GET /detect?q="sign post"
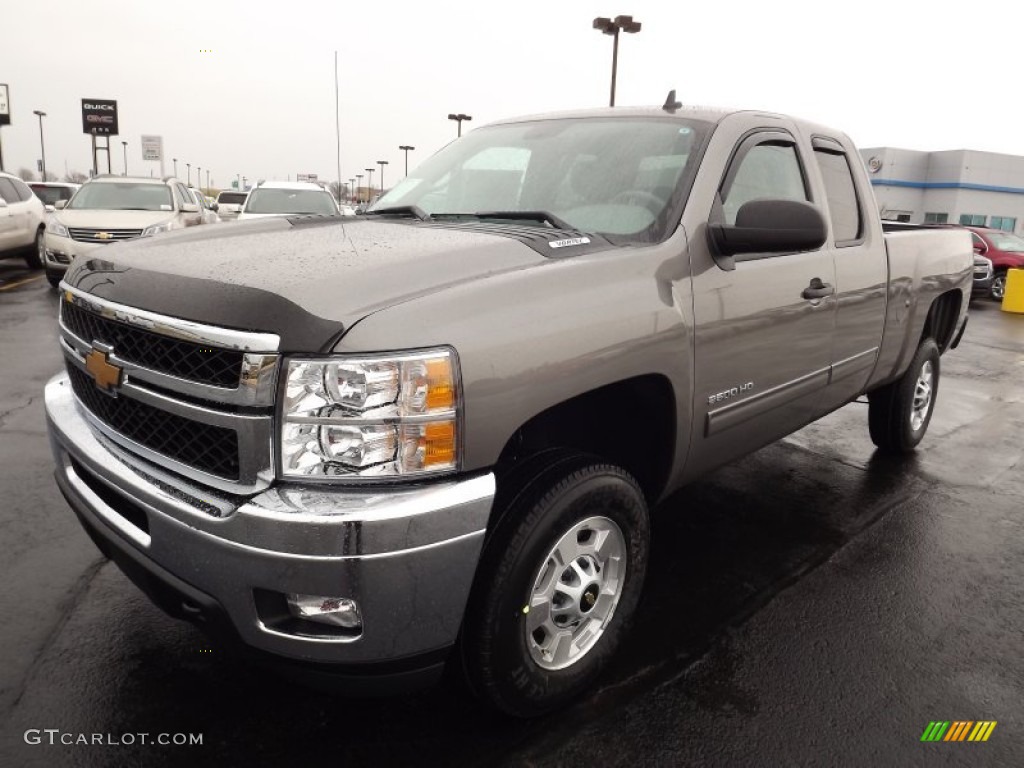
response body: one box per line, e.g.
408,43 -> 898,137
0,83 -> 10,172
82,98 -> 119,175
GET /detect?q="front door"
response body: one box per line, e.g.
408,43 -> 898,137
686,122 -> 836,477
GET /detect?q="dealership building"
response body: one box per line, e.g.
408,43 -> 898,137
858,147 -> 1024,234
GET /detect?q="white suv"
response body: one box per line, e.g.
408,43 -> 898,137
215,189 -> 248,219
43,175 -> 204,287
237,181 -> 340,220
0,172 -> 47,269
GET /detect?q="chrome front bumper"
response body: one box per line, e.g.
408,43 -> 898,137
45,372 -> 494,667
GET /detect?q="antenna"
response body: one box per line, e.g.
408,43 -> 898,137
662,89 -> 682,112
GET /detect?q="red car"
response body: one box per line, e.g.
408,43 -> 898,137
962,226 -> 1024,301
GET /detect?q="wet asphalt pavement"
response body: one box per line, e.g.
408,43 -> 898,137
1,260 -> 1022,767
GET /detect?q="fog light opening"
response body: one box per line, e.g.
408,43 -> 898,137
286,593 -> 363,630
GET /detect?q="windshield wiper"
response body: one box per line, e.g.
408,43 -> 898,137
469,210 -> 575,230
363,205 -> 430,221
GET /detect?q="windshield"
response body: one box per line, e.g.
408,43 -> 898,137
988,232 -> 1024,252
30,185 -> 75,205
217,192 -> 247,205
369,116 -> 711,241
243,188 -> 338,215
68,182 -> 173,211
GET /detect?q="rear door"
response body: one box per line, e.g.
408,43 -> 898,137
0,178 -> 23,252
808,135 -> 887,405
686,117 -> 837,477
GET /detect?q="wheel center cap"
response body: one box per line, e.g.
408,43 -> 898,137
580,584 -> 600,613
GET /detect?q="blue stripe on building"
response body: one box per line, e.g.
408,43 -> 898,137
870,179 -> 1024,195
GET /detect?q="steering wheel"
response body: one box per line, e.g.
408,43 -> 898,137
610,189 -> 666,213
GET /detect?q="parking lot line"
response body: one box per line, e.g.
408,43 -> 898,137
0,275 -> 44,292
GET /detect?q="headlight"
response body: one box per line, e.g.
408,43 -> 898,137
279,348 -> 460,479
47,219 -> 69,238
141,220 -> 175,237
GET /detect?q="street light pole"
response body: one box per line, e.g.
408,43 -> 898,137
32,110 -> 47,181
355,174 -> 363,203
206,169 -> 211,190
349,177 -> 355,203
121,141 -> 128,175
592,15 -> 642,107
399,145 -> 415,177
365,168 -> 375,202
197,166 -> 202,192
377,160 -> 388,196
447,113 -> 472,137
173,158 -> 178,178
186,163 -> 191,186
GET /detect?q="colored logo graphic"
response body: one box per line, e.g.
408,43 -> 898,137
921,721 -> 997,742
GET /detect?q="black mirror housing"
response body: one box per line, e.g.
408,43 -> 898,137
709,199 -> 828,258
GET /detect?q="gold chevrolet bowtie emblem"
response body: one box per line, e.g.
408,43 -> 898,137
95,231 -> 113,240
84,348 -> 122,392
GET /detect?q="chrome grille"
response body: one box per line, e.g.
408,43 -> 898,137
67,227 -> 144,243
66,363 -> 240,479
58,284 -> 280,493
61,300 -> 243,388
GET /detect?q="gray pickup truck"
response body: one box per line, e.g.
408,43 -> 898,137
45,103 -> 972,716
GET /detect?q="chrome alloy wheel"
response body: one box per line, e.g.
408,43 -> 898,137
526,515 -> 627,671
911,360 -> 934,431
991,274 -> 1006,301
37,231 -> 46,266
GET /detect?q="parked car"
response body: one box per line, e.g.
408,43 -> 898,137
237,180 -> 340,220
45,103 -> 971,716
960,226 -> 1024,300
215,190 -> 247,219
0,171 -> 47,269
29,181 -> 81,211
42,175 -> 204,287
189,188 -> 221,225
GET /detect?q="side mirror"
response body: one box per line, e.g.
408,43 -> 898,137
45,204 -> 55,213
212,202 -> 219,212
973,242 -> 987,255
54,199 -> 67,210
709,199 -> 828,270
181,203 -> 199,213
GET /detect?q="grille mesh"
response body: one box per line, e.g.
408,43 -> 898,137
67,363 -> 240,479
62,300 -> 243,388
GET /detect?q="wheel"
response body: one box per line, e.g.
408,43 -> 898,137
461,453 -> 649,717
24,228 -> 45,270
990,271 -> 1007,301
45,270 -> 62,289
609,189 -> 666,213
868,338 -> 940,453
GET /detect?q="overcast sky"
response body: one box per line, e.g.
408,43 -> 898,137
2,0 -> 1020,190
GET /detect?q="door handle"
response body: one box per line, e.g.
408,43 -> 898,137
802,278 -> 834,301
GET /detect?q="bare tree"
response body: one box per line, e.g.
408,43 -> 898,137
17,167 -> 37,182
328,180 -> 344,201
65,170 -> 88,184
42,170 -> 59,182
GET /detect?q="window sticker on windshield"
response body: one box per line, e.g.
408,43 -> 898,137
549,237 -> 591,249
160,204 -> 172,210
679,127 -> 692,135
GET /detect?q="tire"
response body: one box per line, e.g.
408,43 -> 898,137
45,270 -> 62,288
990,271 -> 1007,301
868,338 -> 940,453
24,228 -> 45,270
461,453 -> 649,717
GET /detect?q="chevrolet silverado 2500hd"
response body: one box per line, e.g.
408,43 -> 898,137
46,104 -> 972,716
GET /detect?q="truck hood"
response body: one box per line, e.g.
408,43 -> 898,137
63,217 -> 554,351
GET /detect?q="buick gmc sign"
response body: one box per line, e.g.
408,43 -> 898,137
81,99 -> 119,135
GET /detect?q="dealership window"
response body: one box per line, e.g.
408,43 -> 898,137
924,212 -> 948,224
959,213 -> 987,226
989,216 -> 1016,232
881,210 -> 911,222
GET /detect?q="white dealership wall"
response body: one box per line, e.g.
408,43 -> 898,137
859,148 -> 1024,233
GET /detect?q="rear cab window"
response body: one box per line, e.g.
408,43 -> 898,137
811,137 -> 863,246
